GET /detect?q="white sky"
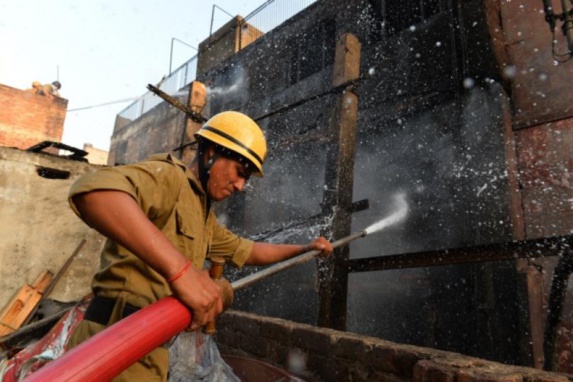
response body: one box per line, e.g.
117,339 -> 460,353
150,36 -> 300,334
0,1 -> 255,151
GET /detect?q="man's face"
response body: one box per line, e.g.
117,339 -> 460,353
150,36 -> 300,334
207,155 -> 251,201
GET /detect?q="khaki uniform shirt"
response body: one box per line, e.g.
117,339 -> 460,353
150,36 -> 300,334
68,153 -> 253,309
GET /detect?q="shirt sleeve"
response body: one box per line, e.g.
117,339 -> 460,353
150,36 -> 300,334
209,221 -> 254,269
68,160 -> 181,220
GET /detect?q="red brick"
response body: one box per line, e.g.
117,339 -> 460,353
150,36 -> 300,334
0,84 -> 67,150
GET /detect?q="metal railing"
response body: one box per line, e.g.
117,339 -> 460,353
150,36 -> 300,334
239,0 -> 317,41
117,0 -> 317,123
118,56 -> 198,122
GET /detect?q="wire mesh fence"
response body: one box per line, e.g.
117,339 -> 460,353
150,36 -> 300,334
241,0 -> 317,37
117,0 -> 317,122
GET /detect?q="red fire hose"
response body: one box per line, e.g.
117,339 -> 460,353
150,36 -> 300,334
23,297 -> 191,382
23,230 -> 371,381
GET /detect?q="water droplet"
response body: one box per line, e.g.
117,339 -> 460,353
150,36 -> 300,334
463,77 -> 475,88
503,65 -> 517,78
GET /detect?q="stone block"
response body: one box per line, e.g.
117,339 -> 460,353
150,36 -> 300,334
307,352 -> 349,382
331,333 -> 371,360
239,331 -> 270,358
292,326 -> 333,353
261,317 -> 293,344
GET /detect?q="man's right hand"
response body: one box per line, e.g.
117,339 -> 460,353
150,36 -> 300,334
72,191 -> 224,331
168,266 -> 224,331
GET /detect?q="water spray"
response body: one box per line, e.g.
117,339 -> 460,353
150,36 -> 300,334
364,192 -> 408,235
232,192 -> 409,291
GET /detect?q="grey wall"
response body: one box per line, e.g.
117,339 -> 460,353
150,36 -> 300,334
0,147 -> 105,306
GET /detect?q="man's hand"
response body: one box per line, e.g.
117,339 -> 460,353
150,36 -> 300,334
247,237 -> 334,266
305,237 -> 333,257
168,266 -> 223,331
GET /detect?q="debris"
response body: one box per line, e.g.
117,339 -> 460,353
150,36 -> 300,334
0,272 -> 54,337
21,240 -> 86,327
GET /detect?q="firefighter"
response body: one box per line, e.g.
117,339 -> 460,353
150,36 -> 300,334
42,80 -> 61,100
66,111 -> 333,381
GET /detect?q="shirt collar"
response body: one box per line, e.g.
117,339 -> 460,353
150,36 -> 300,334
147,153 -> 206,196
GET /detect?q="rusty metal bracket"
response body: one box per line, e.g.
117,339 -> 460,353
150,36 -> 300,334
147,84 -> 207,124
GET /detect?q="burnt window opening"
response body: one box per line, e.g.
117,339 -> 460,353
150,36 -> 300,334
382,0 -> 442,35
35,166 -> 71,180
288,19 -> 336,85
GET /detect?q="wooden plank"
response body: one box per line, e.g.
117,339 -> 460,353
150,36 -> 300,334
332,33 -> 361,87
180,81 -> 207,165
0,285 -> 38,336
22,239 -> 86,327
32,270 -> 54,292
0,271 -> 53,336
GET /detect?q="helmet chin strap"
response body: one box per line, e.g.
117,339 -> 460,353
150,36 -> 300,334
197,141 -> 220,212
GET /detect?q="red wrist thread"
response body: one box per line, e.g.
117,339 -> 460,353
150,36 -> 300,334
167,261 -> 191,283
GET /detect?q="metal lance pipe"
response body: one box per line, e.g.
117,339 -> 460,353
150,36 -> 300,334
22,232 -> 367,382
232,192 -> 408,291
22,234 -> 367,382
232,229 -> 367,291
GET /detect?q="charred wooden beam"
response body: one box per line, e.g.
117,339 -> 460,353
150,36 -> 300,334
318,33 -> 361,331
348,235 -> 573,273
253,78 -> 360,123
180,82 -> 207,164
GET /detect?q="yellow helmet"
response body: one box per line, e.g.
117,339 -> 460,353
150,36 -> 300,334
195,111 -> 267,176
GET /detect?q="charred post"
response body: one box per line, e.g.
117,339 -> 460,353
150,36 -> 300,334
180,81 -> 207,164
317,33 -> 361,330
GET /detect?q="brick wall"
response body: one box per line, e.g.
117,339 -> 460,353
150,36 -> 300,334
0,84 -> 68,150
515,117 -> 573,239
216,310 -> 570,382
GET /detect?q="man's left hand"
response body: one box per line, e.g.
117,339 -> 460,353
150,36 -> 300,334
307,237 -> 333,257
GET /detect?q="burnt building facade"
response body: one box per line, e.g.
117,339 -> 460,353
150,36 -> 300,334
109,0 -> 573,374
